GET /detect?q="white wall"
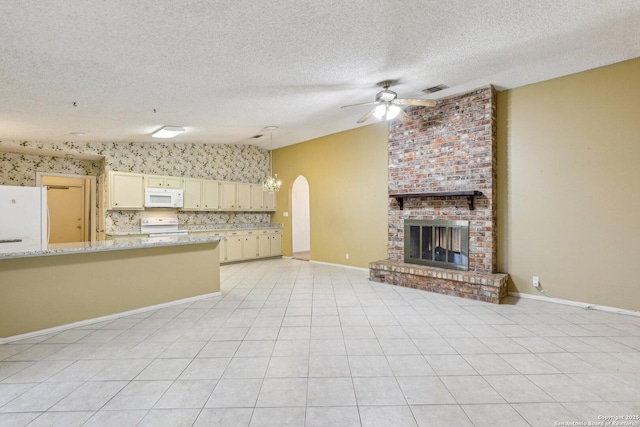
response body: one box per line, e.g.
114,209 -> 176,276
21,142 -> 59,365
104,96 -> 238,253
292,175 -> 310,253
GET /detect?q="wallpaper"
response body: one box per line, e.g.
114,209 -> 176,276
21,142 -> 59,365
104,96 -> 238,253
0,151 -> 102,186
0,140 -> 273,231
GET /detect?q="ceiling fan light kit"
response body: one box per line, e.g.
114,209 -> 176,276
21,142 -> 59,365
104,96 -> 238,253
342,80 -> 436,123
151,126 -> 186,138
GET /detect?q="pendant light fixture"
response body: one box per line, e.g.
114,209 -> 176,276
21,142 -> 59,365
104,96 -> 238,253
263,126 -> 281,192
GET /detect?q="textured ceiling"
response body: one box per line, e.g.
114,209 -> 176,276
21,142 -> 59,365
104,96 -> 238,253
1,1 -> 639,149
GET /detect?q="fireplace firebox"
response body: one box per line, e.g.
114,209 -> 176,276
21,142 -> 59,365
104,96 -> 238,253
404,220 -> 469,271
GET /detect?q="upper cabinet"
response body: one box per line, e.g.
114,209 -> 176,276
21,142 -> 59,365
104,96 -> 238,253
107,171 -> 145,210
236,183 -> 251,210
251,184 -> 265,210
219,181 -> 237,210
182,178 -> 203,211
203,180 -> 220,210
106,172 -> 276,212
264,190 -> 277,211
145,175 -> 183,189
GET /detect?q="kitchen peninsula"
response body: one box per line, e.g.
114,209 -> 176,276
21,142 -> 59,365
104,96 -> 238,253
0,235 -> 223,339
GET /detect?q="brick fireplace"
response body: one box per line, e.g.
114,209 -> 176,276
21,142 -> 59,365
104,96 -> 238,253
369,86 -> 509,303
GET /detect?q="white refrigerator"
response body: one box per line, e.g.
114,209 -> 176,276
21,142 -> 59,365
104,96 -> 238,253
0,185 -> 48,253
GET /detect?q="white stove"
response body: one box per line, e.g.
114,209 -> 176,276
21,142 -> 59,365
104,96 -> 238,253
140,217 -> 188,237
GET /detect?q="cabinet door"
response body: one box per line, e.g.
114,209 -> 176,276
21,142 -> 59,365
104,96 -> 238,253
258,233 -> 271,257
203,180 -> 220,210
109,172 -> 145,210
144,175 -> 165,188
213,233 -> 226,262
226,234 -> 243,262
164,176 -> 183,188
182,178 -> 203,210
220,182 -> 236,210
242,233 -> 258,259
270,231 -> 283,256
236,183 -> 251,210
219,239 -> 227,262
251,184 -> 264,211
264,190 -> 277,211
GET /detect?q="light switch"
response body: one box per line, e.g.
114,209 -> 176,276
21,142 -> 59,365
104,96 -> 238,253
283,212 -> 289,217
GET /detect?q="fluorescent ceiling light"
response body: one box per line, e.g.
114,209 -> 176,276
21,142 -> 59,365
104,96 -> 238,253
152,126 -> 185,138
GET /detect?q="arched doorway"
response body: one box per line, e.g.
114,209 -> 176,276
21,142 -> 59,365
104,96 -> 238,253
292,175 -> 310,261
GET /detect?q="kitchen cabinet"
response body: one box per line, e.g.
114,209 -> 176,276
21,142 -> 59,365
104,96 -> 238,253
236,183 -> 251,210
242,231 -> 258,258
251,184 -> 265,210
264,190 -> 277,211
226,232 -> 243,262
182,178 -> 203,210
219,182 -> 251,211
220,182 -> 237,210
108,171 -> 274,213
107,171 -> 145,210
203,180 -> 220,210
270,229 -> 283,256
257,230 -> 271,257
145,175 -> 183,188
210,231 -> 226,262
184,227 -> 282,264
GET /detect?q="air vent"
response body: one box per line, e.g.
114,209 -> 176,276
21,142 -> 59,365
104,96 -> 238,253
251,134 -> 264,139
422,84 -> 449,94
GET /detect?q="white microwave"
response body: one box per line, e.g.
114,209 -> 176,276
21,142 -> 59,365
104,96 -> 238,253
144,188 -> 184,208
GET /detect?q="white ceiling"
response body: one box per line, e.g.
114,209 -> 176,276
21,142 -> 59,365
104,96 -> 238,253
1,1 -> 639,149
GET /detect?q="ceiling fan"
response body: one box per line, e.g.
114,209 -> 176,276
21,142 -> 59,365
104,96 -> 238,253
341,80 -> 436,123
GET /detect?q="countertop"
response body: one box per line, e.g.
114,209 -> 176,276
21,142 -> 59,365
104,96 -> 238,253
0,234 -> 224,260
107,223 -> 283,236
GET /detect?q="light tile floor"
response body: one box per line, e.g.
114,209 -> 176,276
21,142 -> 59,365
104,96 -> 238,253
1,258 -> 640,426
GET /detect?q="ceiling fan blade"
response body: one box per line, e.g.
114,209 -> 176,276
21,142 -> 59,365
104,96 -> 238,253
397,109 -> 411,122
394,98 -> 437,107
357,108 -> 376,123
341,101 -> 380,109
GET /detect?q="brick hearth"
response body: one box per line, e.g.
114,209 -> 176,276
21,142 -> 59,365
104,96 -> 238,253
370,260 -> 508,304
369,85 -> 510,303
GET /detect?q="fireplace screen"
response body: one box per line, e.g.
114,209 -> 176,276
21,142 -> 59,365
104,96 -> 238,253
404,220 -> 469,271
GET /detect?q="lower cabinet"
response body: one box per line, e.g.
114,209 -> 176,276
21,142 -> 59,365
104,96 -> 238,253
191,228 -> 283,264
225,233 -> 243,262
270,230 -> 283,256
242,231 -> 258,259
257,232 -> 271,257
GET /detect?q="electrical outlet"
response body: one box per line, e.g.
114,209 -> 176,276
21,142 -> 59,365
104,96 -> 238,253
345,253 -> 350,259
533,276 -> 540,288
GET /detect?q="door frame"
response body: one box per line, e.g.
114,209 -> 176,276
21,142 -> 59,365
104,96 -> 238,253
36,172 -> 97,242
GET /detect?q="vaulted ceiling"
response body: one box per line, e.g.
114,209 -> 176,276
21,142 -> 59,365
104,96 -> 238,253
2,1 -> 639,149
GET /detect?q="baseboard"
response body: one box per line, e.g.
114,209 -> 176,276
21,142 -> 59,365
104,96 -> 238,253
309,260 -> 369,272
0,292 -> 222,344
508,291 -> 640,318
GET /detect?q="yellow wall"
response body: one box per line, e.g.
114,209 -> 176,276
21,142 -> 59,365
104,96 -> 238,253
271,123 -> 389,268
497,57 -> 640,311
0,243 -> 220,338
